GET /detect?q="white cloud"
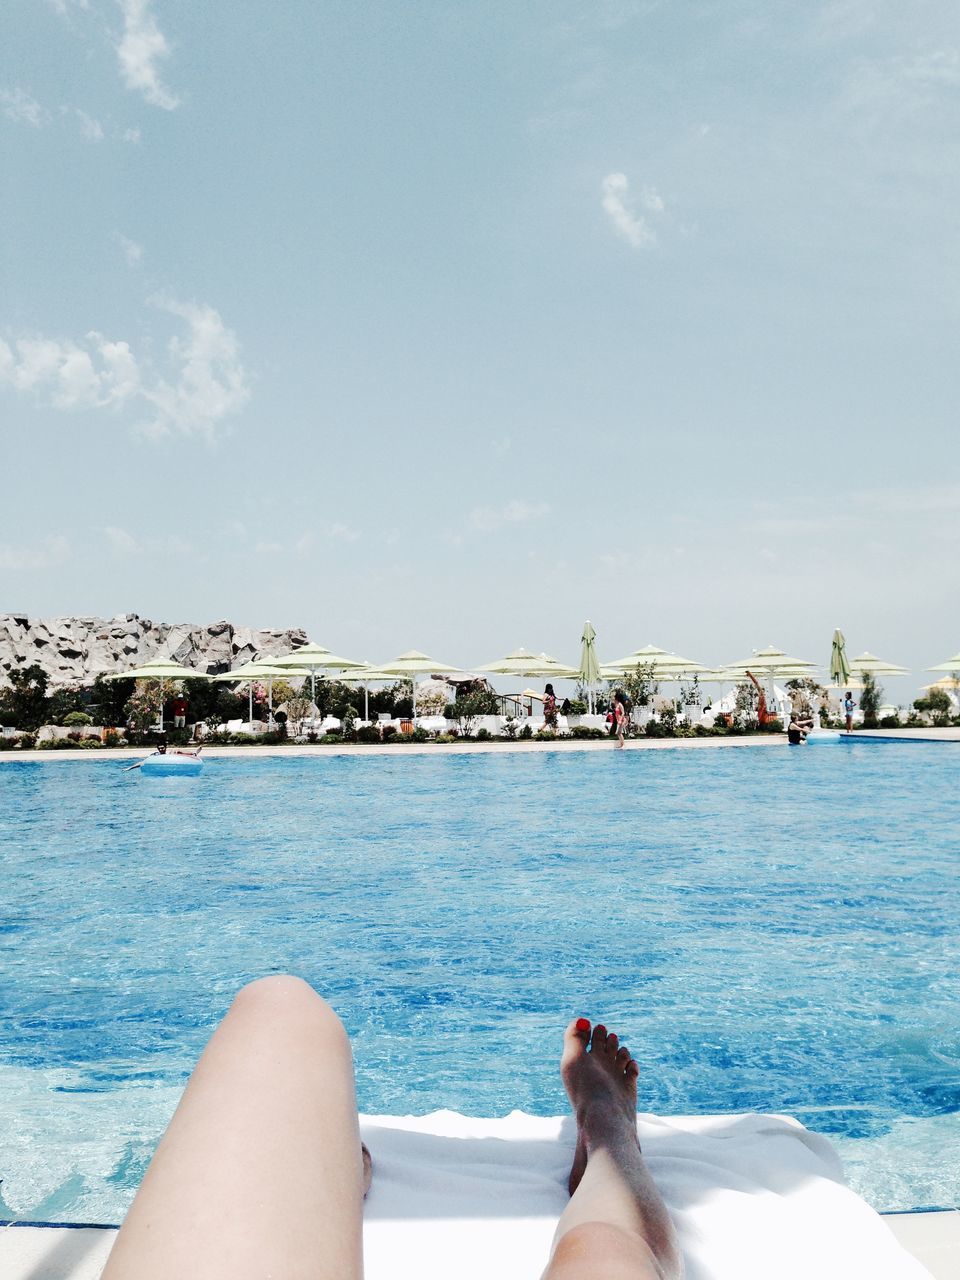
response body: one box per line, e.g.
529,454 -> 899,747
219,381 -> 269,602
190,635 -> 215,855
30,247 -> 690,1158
72,107 -> 104,141
0,88 -> 49,128
139,299 -> 250,440
1,300 -> 248,440
122,126 -> 142,143
0,535 -> 71,572
115,0 -> 180,110
104,525 -> 140,554
470,500 -> 551,532
0,332 -> 140,410
600,172 -> 664,248
118,234 -> 143,265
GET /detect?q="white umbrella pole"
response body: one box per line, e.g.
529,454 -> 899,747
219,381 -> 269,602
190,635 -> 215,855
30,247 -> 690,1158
268,678 -> 274,726
249,683 -> 253,726
412,678 -> 417,720
158,680 -> 164,730
364,682 -> 369,720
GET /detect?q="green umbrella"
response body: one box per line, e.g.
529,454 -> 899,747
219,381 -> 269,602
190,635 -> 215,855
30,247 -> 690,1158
579,622 -> 600,712
376,651 -> 461,718
104,658 -> 210,730
272,641 -> 365,705
212,660 -> 310,725
829,629 -> 850,686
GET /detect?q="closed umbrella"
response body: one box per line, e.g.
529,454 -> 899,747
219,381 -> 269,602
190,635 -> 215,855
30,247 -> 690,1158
830,629 -> 850,686
376,651 -> 461,718
104,657 -> 210,730
579,622 -> 601,713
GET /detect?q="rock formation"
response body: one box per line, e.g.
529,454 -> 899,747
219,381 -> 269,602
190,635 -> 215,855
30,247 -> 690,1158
0,614 -> 309,688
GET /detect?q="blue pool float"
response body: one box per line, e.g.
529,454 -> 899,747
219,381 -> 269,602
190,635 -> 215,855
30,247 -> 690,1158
134,752 -> 204,777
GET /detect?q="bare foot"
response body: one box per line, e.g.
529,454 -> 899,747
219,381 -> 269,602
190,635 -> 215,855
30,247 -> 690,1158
561,1017 -> 640,1195
361,1142 -> 373,1197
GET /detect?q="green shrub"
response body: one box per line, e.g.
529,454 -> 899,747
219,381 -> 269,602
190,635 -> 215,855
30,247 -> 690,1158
570,726 -> 606,739
104,728 -> 124,747
535,728 -> 557,741
227,733 -> 257,745
320,733 -> 342,743
435,733 -> 458,743
357,726 -> 381,743
519,723 -> 533,739
475,727 -> 492,741
0,736 -> 21,751
880,714 -> 900,728
62,710 -> 93,726
565,699 -> 588,715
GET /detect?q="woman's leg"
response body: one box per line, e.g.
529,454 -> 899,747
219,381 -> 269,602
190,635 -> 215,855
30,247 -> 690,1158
542,1019 -> 683,1280
102,975 -> 368,1280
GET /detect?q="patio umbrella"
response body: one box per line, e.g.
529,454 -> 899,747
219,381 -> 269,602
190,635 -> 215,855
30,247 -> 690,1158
830,629 -> 850,686
477,648 -> 580,680
720,647 -> 818,722
103,657 -> 210,730
340,665 -> 407,720
928,651 -> 960,673
272,641 -> 366,705
604,644 -> 709,677
212,661 -> 310,725
375,651 -> 461,718
847,651 -> 909,678
579,622 -> 601,713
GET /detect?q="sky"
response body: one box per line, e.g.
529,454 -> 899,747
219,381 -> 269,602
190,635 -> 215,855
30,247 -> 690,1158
1,0 -> 959,697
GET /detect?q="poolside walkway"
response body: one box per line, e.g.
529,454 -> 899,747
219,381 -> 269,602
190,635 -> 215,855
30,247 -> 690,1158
2,1210 -> 958,1279
2,735 -> 790,763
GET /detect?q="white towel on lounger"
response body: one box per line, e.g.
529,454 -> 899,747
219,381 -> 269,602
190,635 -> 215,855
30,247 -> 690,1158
358,1110 -> 933,1280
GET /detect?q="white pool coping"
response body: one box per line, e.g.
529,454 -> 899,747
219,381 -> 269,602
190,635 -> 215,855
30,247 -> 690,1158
2,1210 -> 958,1279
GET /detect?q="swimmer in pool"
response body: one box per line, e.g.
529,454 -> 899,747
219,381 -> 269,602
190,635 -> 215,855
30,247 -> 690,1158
100,978 -> 682,1280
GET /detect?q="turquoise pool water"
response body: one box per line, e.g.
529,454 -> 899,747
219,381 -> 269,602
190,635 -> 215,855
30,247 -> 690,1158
0,743 -> 958,1221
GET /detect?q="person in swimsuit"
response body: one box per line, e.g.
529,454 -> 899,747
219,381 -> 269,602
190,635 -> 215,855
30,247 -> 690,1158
843,692 -> 855,732
613,692 -> 627,748
787,713 -> 812,744
100,980 -> 682,1280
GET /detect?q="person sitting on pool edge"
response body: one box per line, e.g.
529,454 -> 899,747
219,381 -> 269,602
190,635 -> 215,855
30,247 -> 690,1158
787,712 -> 813,744
100,978 -> 683,1280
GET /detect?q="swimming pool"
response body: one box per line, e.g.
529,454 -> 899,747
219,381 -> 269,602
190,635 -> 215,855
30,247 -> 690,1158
1,743 -> 957,1222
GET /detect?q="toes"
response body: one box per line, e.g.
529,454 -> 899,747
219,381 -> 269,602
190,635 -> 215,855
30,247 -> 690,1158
625,1058 -> 639,1081
606,1032 -> 619,1055
590,1023 -> 608,1053
562,1017 -> 591,1066
616,1045 -> 631,1069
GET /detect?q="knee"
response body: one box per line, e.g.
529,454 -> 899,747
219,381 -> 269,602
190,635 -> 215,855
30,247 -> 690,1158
551,1223 -> 667,1279
229,975 -> 348,1044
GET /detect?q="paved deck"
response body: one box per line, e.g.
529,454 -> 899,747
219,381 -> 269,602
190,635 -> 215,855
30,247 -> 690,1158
2,1211 -> 958,1278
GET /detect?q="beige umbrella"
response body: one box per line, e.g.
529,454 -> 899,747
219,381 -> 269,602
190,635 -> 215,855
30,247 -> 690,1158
604,644 -> 710,677
477,648 -> 580,679
104,657 -> 210,730
375,651 -> 461,718
848,651 -> 909,677
928,651 -> 960,674
212,660 -> 310,725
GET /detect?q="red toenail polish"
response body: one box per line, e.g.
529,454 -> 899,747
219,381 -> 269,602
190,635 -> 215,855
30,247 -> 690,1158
575,1018 -> 590,1032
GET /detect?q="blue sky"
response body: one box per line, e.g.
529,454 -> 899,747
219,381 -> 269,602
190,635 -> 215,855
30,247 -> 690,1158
2,1 -> 958,694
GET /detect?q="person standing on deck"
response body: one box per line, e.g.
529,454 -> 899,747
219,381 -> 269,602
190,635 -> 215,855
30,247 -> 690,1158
543,684 -> 558,730
843,691 -> 855,732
